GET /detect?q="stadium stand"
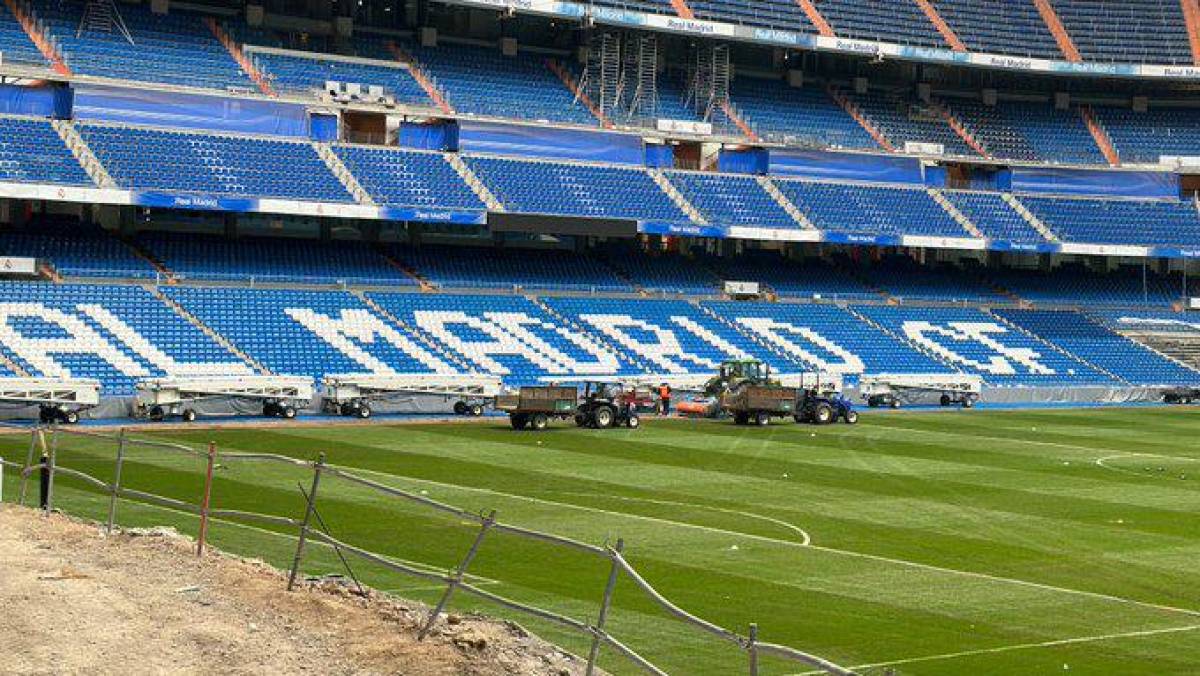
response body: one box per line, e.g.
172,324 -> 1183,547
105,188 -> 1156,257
331,145 -> 484,210
136,232 -> 407,285
0,116 -> 94,186
388,244 -> 629,293
728,77 -> 877,149
541,296 -> 795,374
0,282 -> 251,394
597,249 -> 720,296
994,308 -> 1200,384
0,218 -> 153,278
848,90 -> 976,157
987,264 -> 1185,308
942,191 -> 1049,244
705,252 -> 876,300
856,256 -> 1006,303
935,0 -> 1062,59
77,123 -> 353,202
686,0 -> 814,32
163,286 -> 455,380
0,3 -> 46,66
251,50 -> 431,105
949,100 -> 1107,165
813,0 -> 944,47
1020,196 -> 1200,247
1093,105 -> 1200,164
396,41 -> 597,126
941,99 -> 1043,163
853,305 -> 1115,386
462,156 -> 688,223
34,0 -> 249,90
665,171 -> 800,230
706,300 -> 950,375
772,180 -> 972,238
1052,0 -> 1194,66
367,292 -> 633,384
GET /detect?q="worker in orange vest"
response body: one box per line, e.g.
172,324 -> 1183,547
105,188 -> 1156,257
658,383 -> 672,415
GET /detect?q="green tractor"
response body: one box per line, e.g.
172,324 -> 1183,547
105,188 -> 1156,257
678,359 -> 788,420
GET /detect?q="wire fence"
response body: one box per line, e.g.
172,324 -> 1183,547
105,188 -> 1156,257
0,423 -> 855,676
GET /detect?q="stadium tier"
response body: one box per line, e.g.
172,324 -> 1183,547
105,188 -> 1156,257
772,180 -> 972,239
250,50 -> 431,106
0,117 -> 95,186
2,277 -> 1193,397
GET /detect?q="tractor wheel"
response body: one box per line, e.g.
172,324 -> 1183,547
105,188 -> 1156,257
627,414 -> 640,429
357,403 -> 372,419
734,412 -> 749,426
530,413 -> 550,431
593,406 -> 615,429
814,403 -> 834,425
755,411 -> 770,427
64,410 -> 80,425
574,413 -> 587,427
890,399 -> 901,409
962,398 -> 975,409
510,414 -> 528,430
281,405 -> 297,420
149,406 -> 165,422
940,394 -> 952,407
845,410 -> 859,424
182,408 -> 197,423
453,401 -> 468,415
469,403 -> 484,417
262,402 -> 277,417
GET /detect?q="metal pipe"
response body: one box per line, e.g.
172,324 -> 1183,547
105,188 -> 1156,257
196,441 -> 217,557
287,453 -> 325,591
106,428 -> 126,533
586,538 -> 624,676
419,510 -> 496,640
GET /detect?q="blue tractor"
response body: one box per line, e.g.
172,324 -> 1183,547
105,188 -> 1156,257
794,388 -> 858,425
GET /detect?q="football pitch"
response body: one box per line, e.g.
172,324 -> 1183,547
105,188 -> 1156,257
2,408 -> 1198,674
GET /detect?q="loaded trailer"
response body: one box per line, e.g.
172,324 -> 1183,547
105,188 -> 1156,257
135,375 -> 314,422
321,374 -> 503,418
495,386 -> 579,430
0,378 -> 101,423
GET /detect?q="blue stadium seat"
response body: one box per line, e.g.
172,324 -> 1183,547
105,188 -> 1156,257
994,308 -> 1200,385
34,0 -> 251,91
772,180 -> 970,238
0,115 -> 92,186
78,123 -> 353,202
0,282 -> 251,393
854,304 -> 1115,386
463,155 -> 689,224
391,244 -> 630,293
252,50 -> 431,105
666,171 -> 800,230
138,232 -> 408,285
331,145 -> 483,210
1021,195 -> 1200,247
0,218 -> 154,278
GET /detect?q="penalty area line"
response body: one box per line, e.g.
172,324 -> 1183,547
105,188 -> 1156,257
333,462 -> 1200,620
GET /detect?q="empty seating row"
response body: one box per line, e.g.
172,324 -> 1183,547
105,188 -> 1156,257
1021,196 -> 1200,247
0,116 -> 92,186
389,244 -> 630,293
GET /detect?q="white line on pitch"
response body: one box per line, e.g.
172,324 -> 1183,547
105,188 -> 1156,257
335,463 -> 1200,619
791,623 -> 1200,675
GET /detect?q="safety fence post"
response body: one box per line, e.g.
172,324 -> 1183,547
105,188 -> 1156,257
42,426 -> 57,513
748,623 -> 759,676
287,453 -> 325,591
585,538 -> 624,676
105,428 -> 127,533
195,441 -> 217,556
419,509 -> 497,639
18,426 -> 40,505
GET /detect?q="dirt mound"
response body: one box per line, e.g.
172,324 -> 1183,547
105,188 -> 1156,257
0,505 -> 585,675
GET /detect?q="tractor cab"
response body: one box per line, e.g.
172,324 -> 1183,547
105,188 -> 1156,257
576,380 -> 641,429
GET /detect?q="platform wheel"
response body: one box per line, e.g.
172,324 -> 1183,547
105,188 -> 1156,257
530,413 -> 550,431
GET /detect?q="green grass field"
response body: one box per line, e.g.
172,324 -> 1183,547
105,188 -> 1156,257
3,408 -> 1199,674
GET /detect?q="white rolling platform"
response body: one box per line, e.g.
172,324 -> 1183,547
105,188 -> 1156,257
859,374 -> 983,408
0,377 -> 101,423
136,375 -> 314,422
321,373 -> 503,418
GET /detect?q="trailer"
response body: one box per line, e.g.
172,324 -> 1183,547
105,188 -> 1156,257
859,374 -> 983,409
135,375 -> 314,422
495,386 -> 578,430
321,373 -> 503,418
0,378 -> 100,423
1162,386 -> 1200,404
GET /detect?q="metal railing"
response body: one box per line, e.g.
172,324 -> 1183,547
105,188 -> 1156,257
0,424 -> 855,676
